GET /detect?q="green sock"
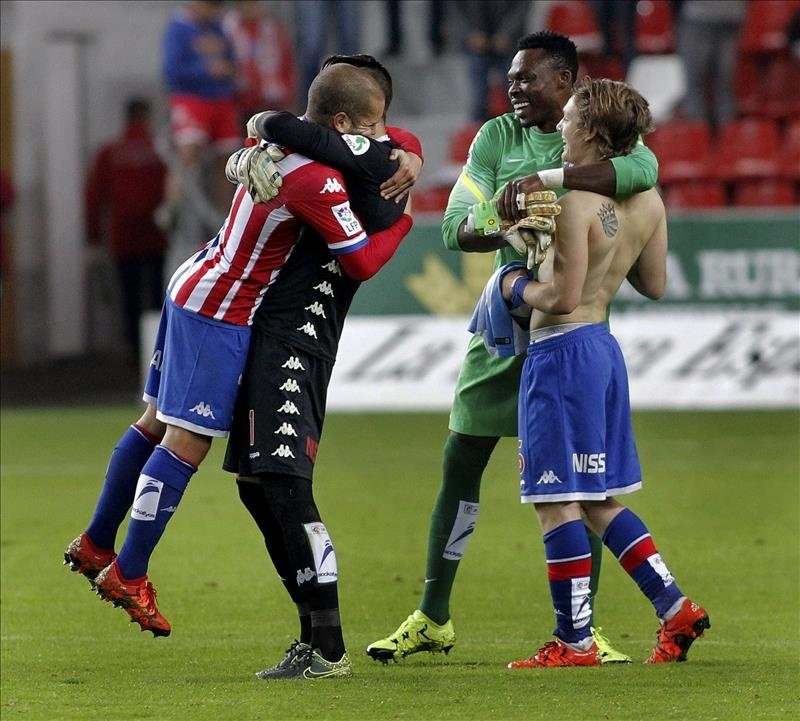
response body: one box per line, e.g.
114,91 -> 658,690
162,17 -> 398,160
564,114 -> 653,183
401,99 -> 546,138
587,526 -> 603,626
419,435 -> 492,625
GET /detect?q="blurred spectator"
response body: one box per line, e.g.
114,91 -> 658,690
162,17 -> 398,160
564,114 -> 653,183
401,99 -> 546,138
223,0 -> 298,123
675,0 -> 747,130
85,98 -> 168,359
788,9 -> 800,59
0,169 -> 14,293
162,0 -> 241,227
294,1 -> 361,105
590,0 -> 637,76
460,1 -> 528,121
383,0 -> 447,57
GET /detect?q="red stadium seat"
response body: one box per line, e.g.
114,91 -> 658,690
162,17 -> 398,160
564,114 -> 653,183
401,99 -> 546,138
713,118 -> 781,181
733,179 -> 798,207
762,54 -> 800,120
446,123 -> 481,164
636,0 -> 676,54
782,118 -> 800,181
646,120 -> 713,184
545,1 -> 603,54
734,55 -> 761,117
739,0 -> 800,54
665,181 -> 727,209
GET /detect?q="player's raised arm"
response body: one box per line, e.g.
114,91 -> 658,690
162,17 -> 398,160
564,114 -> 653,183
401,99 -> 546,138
497,140 -> 659,223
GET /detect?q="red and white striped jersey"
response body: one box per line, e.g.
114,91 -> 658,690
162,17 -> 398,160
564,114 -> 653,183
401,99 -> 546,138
167,153 -> 368,325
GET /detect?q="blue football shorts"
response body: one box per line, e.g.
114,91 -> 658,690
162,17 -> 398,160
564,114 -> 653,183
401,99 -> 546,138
518,323 -> 642,504
143,299 -> 251,437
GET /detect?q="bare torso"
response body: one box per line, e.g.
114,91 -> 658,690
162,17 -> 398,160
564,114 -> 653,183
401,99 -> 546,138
531,187 -> 667,329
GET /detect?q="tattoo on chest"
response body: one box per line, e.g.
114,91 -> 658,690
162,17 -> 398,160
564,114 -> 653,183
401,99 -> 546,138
597,202 -> 619,237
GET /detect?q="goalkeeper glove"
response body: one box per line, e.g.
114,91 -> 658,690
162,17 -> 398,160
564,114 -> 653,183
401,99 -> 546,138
505,215 -> 556,270
466,199 -> 503,235
224,144 -> 285,204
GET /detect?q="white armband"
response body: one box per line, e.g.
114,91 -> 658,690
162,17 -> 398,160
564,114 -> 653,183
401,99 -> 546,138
537,167 -> 564,189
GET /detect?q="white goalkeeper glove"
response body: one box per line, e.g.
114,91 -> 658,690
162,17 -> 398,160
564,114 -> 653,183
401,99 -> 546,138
224,143 -> 285,204
245,112 -> 267,140
505,215 -> 556,270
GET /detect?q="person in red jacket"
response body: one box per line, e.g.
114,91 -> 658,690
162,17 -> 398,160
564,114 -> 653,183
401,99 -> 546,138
85,97 -> 168,358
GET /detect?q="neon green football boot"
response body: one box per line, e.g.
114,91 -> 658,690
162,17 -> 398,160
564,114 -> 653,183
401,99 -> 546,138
591,626 -> 632,664
366,610 -> 456,663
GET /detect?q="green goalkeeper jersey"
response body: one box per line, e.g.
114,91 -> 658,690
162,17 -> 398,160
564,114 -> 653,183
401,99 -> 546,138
444,112 -> 659,437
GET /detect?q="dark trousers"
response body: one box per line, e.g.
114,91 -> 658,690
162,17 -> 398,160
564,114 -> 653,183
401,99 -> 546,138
116,255 -> 165,357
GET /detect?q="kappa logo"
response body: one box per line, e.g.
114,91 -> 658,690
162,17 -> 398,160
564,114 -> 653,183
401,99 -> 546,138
297,322 -> 318,338
321,259 -> 342,275
271,444 -> 296,459
296,567 -> 316,586
320,177 -> 345,193
281,356 -> 305,371
313,281 -> 335,297
305,301 -> 327,317
276,400 -> 300,415
279,378 -> 301,393
274,422 -> 298,437
537,470 -> 561,485
189,401 -> 216,419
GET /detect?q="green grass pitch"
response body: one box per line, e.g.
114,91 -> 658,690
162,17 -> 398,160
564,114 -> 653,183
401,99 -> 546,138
1,406 -> 798,720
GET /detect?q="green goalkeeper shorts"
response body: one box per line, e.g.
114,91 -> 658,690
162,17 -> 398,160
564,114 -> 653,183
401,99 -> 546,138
448,334 -> 525,438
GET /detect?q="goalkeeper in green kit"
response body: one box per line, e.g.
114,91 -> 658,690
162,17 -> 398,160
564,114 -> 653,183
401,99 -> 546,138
367,31 -> 659,665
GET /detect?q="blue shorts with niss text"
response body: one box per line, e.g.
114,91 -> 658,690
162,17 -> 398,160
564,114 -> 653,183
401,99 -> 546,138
143,299 -> 251,437
518,323 -> 642,504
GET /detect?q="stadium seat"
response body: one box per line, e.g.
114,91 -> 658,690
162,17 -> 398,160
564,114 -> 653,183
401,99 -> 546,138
446,123 -> 481,164
739,0 -> 800,55
762,54 -> 800,120
635,0 -> 676,54
626,54 -> 685,123
734,55 -> 761,117
545,1 -> 604,54
415,186 -> 452,213
733,179 -> 798,207
646,119 -> 713,184
782,118 -> 800,181
712,118 -> 781,181
664,181 -> 727,209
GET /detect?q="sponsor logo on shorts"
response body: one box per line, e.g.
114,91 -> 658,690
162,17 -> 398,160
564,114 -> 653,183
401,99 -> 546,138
282,356 -> 305,371
572,452 -> 606,474
274,423 -> 298,437
150,349 -> 163,371
305,301 -> 327,317
249,451 -> 261,459
537,470 -> 561,485
276,400 -> 300,415
271,444 -> 296,458
189,401 -> 216,419
313,281 -> 335,297
321,260 -> 342,275
297,322 -> 318,338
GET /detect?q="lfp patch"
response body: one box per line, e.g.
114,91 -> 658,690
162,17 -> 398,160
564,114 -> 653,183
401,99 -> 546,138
331,201 -> 363,236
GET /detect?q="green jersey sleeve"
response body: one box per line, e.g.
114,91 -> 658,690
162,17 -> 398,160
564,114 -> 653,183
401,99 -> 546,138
610,140 -> 659,196
441,120 -> 504,251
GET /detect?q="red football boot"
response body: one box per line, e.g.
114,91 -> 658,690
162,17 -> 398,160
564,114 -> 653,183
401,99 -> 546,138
508,638 -> 601,668
63,533 -> 116,581
94,561 -> 171,637
647,598 -> 710,663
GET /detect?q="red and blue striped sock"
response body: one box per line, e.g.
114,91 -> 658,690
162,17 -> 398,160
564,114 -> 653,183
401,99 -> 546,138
603,508 -> 683,619
543,519 -> 593,645
116,445 -> 196,580
86,424 -> 158,550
